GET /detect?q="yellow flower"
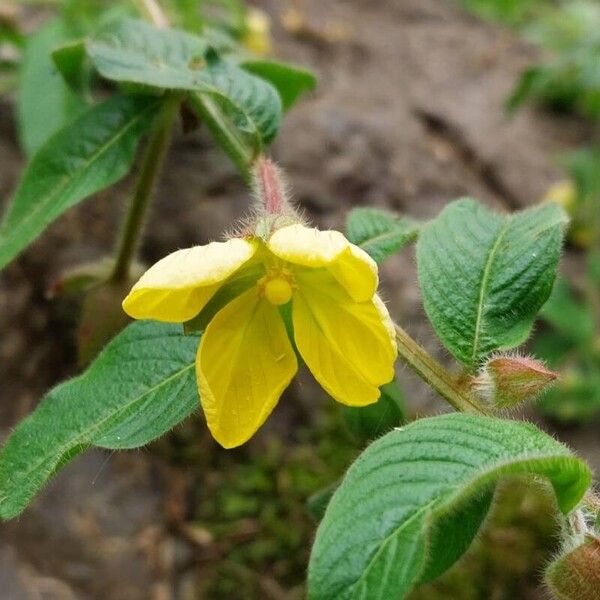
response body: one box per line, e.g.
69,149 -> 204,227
242,8 -> 272,56
123,160 -> 397,448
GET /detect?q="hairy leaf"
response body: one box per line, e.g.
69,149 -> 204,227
308,413 -> 591,600
0,321 -> 199,520
87,19 -> 281,146
346,207 -> 419,264
87,18 -> 208,89
18,19 -> 85,156
0,94 -> 160,270
416,199 -> 567,367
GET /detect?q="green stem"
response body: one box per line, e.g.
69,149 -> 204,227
394,323 -> 491,415
110,95 -> 180,282
187,92 -> 253,182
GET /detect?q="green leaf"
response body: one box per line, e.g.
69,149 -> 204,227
343,380 -> 406,441
346,207 -> 420,264
0,94 -> 160,270
241,60 -> 316,110
505,66 -> 541,113
540,278 -> 594,346
52,39 -> 91,97
416,199 -> 567,368
308,413 -> 591,600
86,18 -> 209,89
18,18 -> 86,156
87,18 -> 282,147
0,321 -> 199,520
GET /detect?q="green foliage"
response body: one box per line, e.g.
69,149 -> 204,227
342,380 -> 406,441
416,198 -> 566,368
307,413 -> 591,600
18,18 -> 86,156
241,60 -> 317,110
52,40 -> 92,98
505,1 -> 600,119
87,18 -> 282,145
534,278 -> 600,423
346,207 -> 419,264
86,17 -> 210,89
0,321 -> 200,520
6,8 -> 315,262
460,0 -> 549,26
410,479 -> 562,600
0,94 -> 160,270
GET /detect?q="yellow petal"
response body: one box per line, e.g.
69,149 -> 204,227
123,238 -> 257,323
293,273 -> 397,406
267,224 -> 377,301
197,288 -> 298,448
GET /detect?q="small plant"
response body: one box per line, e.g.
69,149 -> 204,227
462,0 -> 600,428
1,1 -> 598,599
507,0 -> 600,119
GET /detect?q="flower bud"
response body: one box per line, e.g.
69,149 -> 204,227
545,536 -> 600,600
473,354 -> 558,409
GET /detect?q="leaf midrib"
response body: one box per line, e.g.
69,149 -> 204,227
470,218 -> 511,364
347,503 -> 432,600
343,451 -> 584,599
0,361 -> 195,513
0,100 -> 157,251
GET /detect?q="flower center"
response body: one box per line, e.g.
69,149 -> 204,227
263,277 -> 293,305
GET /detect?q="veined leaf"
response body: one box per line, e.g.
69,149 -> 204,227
18,18 -> 86,156
416,199 -> 567,368
86,18 -> 209,90
241,60 -> 316,110
346,207 -> 420,264
308,413 -> 591,600
0,321 -> 199,520
87,18 -> 281,147
0,94 -> 160,270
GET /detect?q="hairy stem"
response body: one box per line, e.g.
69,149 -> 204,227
110,95 -> 180,282
394,323 -> 490,415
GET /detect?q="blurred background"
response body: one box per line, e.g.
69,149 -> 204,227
0,0 -> 599,598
